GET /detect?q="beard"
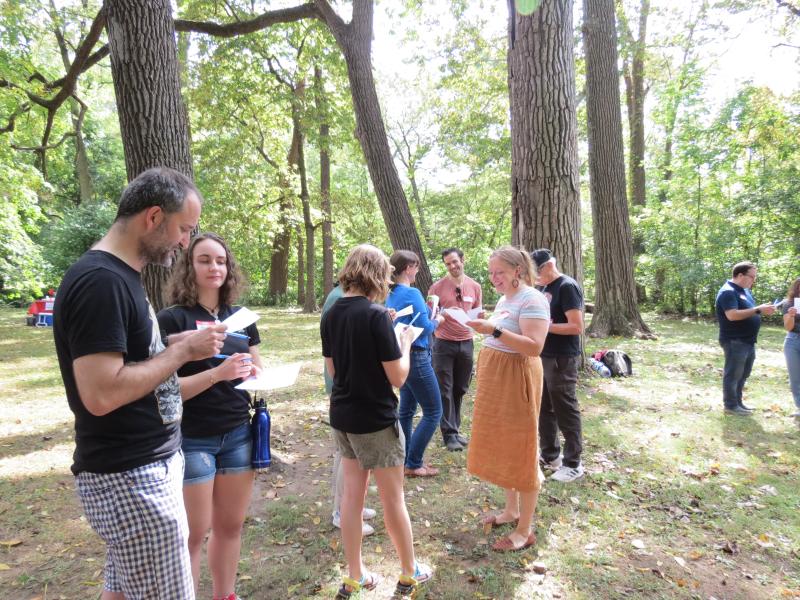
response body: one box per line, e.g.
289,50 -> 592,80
139,224 -> 177,267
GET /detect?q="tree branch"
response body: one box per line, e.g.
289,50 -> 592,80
0,103 -> 31,134
175,4 -> 320,37
776,0 -> 800,17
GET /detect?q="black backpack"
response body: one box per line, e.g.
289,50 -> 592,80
593,349 -> 633,377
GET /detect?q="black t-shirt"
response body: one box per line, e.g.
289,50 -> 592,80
540,275 -> 583,357
320,296 -> 402,433
53,250 -> 182,475
157,304 -> 260,438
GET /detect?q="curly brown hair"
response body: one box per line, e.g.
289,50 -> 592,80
786,277 -> 800,304
166,232 -> 245,307
338,244 -> 392,301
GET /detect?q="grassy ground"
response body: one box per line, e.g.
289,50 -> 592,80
0,306 -> 798,600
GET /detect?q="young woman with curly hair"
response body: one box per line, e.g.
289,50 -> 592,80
157,232 -> 262,600
783,277 -> 800,417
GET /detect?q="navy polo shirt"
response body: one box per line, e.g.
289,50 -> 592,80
715,280 -> 760,344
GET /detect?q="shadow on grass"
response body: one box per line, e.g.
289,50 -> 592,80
0,423 -> 74,461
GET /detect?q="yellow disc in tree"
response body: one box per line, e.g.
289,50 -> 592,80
516,0 -> 542,15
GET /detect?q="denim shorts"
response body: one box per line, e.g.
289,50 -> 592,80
182,421 -> 252,485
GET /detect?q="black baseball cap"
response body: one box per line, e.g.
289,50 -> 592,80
531,248 -> 553,267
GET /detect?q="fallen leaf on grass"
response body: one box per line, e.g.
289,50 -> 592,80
584,543 -> 598,551
239,575 -> 252,581
719,541 -> 739,555
631,539 -> 646,549
673,556 -> 691,571
0,563 -> 10,570
0,539 -> 21,547
482,520 -> 493,535
756,533 -> 774,548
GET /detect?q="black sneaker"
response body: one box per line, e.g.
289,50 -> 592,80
739,403 -> 755,412
724,406 -> 753,416
455,434 -> 469,446
445,438 -> 464,451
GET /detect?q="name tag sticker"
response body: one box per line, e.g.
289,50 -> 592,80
739,295 -> 747,301
462,296 -> 474,303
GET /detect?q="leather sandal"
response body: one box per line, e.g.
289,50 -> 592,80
491,532 -> 537,552
404,464 -> 439,477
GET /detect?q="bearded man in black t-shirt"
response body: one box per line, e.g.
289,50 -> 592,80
54,168 -> 226,600
532,249 -> 586,484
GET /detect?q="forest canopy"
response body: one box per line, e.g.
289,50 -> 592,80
0,0 -> 797,316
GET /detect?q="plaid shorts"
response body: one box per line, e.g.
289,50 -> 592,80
76,451 -> 195,599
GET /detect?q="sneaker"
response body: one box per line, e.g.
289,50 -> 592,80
455,434 -> 469,446
539,455 -> 562,471
550,464 -> 585,483
332,511 -> 375,536
395,562 -> 433,596
445,438 -> 464,452
724,406 -> 753,416
791,411 -> 800,418
362,507 -> 377,520
738,403 -> 755,412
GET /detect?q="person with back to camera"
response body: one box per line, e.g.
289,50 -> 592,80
386,250 -> 445,477
321,244 -> 434,598
157,233 -> 262,600
715,261 -> 776,416
782,277 -> 800,418
464,246 -> 550,552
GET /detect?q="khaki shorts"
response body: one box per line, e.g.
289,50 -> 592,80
333,423 -> 406,470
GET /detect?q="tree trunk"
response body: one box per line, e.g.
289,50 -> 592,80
52,1 -> 94,203
508,0 -> 583,282
268,196 -> 291,304
296,226 -> 305,306
315,65 -> 334,297
315,0 -> 432,294
583,0 -> 652,338
619,0 -> 649,208
105,0 -> 193,310
294,90 -> 317,313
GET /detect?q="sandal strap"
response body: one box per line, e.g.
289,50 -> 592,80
342,576 -> 363,591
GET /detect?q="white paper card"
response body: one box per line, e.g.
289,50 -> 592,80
443,307 -> 483,329
795,298 -> 800,310
428,295 -> 440,317
393,305 -> 413,319
235,362 -> 301,391
223,307 -> 260,332
394,323 -> 424,346
488,310 -> 510,323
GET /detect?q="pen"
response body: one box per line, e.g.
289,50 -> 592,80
225,331 -> 248,339
407,312 -> 421,328
213,354 -> 230,359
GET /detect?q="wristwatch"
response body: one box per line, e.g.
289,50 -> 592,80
755,308 -> 761,315
492,326 -> 504,338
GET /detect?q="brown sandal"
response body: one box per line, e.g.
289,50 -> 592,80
481,513 -> 517,528
492,532 -> 537,552
404,464 -> 440,477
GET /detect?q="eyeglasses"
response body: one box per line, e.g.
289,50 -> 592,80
455,286 -> 463,302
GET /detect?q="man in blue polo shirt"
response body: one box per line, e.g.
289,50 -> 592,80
715,261 -> 776,416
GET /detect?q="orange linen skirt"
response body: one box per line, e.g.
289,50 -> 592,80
466,347 -> 542,493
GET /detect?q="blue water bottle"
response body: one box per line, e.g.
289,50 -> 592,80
251,397 -> 271,470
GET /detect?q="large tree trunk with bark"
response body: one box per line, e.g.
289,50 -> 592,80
105,0 -> 193,310
293,88 -> 317,313
583,0 -> 652,338
315,0 -> 432,294
315,66 -> 334,297
268,196 -> 291,304
508,0 -> 582,282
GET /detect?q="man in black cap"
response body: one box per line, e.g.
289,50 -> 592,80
532,248 -> 585,483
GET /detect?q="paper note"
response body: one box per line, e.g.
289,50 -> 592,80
443,307 -> 483,329
223,307 -> 260,332
235,362 -> 301,391
795,298 -> 800,310
394,323 -> 424,346
488,310 -> 509,323
427,294 -> 440,317
393,305 -> 413,319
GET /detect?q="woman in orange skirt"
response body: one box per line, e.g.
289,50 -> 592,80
465,246 -> 550,551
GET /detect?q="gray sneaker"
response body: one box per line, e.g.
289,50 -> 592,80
725,406 -> 753,416
550,464 -> 585,483
539,455 -> 562,471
